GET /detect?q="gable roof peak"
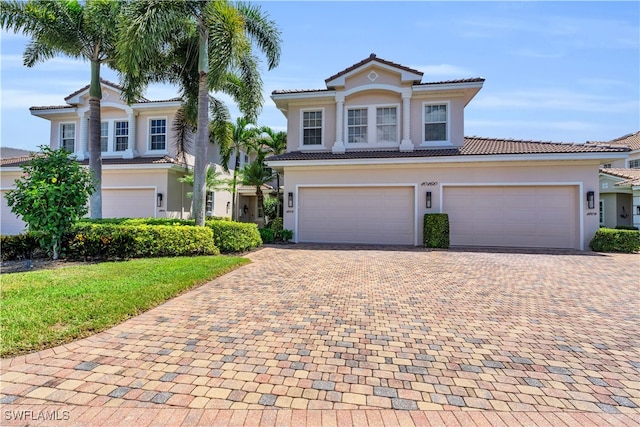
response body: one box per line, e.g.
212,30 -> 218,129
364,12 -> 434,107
325,54 -> 424,87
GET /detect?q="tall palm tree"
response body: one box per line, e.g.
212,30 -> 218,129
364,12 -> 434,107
118,0 -> 281,226
261,127 -> 286,217
241,159 -> 274,223
1,0 -> 124,219
219,117 -> 262,221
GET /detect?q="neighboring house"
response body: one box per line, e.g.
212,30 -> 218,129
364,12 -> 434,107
0,147 -> 32,159
0,80 -> 240,235
592,132 -> 640,229
267,54 -> 629,250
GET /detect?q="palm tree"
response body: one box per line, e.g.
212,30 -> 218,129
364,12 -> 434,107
177,165 -> 229,199
1,0 -> 124,219
261,127 -> 286,217
117,0 -> 281,226
241,159 -> 274,223
219,117 -> 262,221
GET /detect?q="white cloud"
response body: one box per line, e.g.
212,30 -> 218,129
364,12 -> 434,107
1,89 -> 69,110
509,49 -> 565,59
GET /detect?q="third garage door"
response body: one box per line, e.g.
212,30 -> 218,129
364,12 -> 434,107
298,187 -> 414,245
443,185 -> 578,249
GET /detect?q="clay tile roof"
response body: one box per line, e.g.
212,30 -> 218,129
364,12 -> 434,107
601,168 -> 640,186
0,155 -> 185,168
416,77 -> 486,86
268,136 -> 629,162
271,88 -> 333,95
63,78 -> 146,102
29,105 -> 75,111
325,53 -> 423,85
586,131 -> 640,151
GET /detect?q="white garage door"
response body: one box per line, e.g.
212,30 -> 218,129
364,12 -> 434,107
103,189 -> 156,218
298,187 -> 414,245
444,186 -> 578,249
1,191 -> 26,235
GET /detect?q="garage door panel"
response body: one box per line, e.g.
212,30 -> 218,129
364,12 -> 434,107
299,187 -> 413,245
103,189 -> 155,218
444,186 -> 577,249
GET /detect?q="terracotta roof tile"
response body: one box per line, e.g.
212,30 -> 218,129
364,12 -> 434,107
601,167 -> 640,186
268,136 -> 629,162
29,105 -> 74,111
272,88 -> 333,95
0,155 -> 185,168
325,53 -> 423,85
416,77 -> 485,86
598,131 -> 640,151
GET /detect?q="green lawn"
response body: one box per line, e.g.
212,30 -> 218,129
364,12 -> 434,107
0,256 -> 249,357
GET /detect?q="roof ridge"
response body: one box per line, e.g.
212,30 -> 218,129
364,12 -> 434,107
325,53 -> 424,85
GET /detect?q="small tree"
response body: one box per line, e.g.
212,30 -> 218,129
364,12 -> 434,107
5,147 -> 95,259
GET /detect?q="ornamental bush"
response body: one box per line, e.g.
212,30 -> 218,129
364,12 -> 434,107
5,147 -> 94,259
259,227 -> 275,244
589,228 -> 640,253
66,223 -> 218,260
206,220 -> 262,253
423,214 -> 450,249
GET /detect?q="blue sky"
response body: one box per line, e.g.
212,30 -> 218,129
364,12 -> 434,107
1,1 -> 638,152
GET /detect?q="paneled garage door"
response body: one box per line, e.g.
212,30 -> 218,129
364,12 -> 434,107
298,187 -> 414,245
1,191 -> 26,235
443,186 -> 578,249
103,188 -> 156,218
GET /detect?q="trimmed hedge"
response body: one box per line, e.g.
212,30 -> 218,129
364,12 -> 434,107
1,233 -> 46,261
206,220 -> 262,253
259,228 -> 275,244
589,228 -> 640,253
424,214 -> 450,249
66,223 -> 219,260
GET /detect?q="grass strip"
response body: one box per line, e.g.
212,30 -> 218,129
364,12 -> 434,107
0,256 -> 249,357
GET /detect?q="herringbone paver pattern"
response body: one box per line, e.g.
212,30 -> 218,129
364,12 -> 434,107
1,246 -> 639,426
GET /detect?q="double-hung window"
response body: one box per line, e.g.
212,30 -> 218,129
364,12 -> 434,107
347,108 -> 367,143
60,123 -> 76,152
629,159 -> 640,169
100,122 -> 109,152
115,121 -> 129,151
150,119 -> 167,150
376,107 -> 397,143
424,104 -> 448,142
302,111 -> 322,146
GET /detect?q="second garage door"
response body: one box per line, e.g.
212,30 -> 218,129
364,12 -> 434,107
443,185 -> 578,249
103,188 -> 156,218
298,186 -> 414,245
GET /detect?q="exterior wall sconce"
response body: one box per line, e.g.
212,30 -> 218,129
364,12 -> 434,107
243,205 -> 249,215
426,191 -> 432,209
636,206 -> 640,215
586,191 -> 595,210
288,192 -> 294,208
226,201 -> 230,213
156,193 -> 163,207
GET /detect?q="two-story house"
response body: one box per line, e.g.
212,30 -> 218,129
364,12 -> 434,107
267,54 -> 629,250
0,80 -> 256,235
593,132 -> 640,229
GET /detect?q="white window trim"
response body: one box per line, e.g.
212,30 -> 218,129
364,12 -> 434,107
114,120 -> 130,153
98,120 -> 132,156
148,117 -> 169,153
628,159 -> 640,169
421,101 -> 452,147
344,103 -> 400,149
59,122 -> 77,153
299,108 -> 325,150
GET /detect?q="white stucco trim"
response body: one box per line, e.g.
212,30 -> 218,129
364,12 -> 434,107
326,60 -> 423,87
439,182 -> 585,250
343,103 -> 401,147
342,84 -> 411,98
294,183 -> 419,246
102,185 -> 158,218
412,81 -> 484,92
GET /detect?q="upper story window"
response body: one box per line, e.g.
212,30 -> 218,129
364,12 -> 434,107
100,122 -> 109,152
115,121 -> 129,152
376,107 -> 397,143
150,118 -> 167,151
347,108 -> 367,143
424,103 -> 448,142
602,163 -> 611,169
629,159 -> 640,169
302,110 -> 323,146
60,123 -> 75,153
345,105 -> 399,145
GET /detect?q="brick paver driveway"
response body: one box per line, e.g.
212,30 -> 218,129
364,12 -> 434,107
1,245 -> 639,426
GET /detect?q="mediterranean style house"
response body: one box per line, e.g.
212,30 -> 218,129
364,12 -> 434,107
0,80 -> 261,235
267,54 -> 630,250
593,132 -> 640,229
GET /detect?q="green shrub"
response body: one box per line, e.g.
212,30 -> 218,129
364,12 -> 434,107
589,228 -> 640,253
79,217 -> 195,226
259,228 -> 275,244
615,225 -> 639,231
66,223 -> 218,260
280,229 -> 293,242
1,233 -> 46,261
423,214 -> 449,249
206,220 -> 262,253
269,217 -> 283,235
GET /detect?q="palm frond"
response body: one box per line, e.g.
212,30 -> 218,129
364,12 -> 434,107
235,1 -> 281,70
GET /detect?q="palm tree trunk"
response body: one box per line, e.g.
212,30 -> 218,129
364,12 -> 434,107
256,186 -> 264,224
193,29 -> 209,226
88,60 -> 102,219
232,153 -> 240,221
275,172 -> 281,217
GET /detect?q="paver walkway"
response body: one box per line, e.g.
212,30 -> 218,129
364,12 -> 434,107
1,245 -> 639,426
